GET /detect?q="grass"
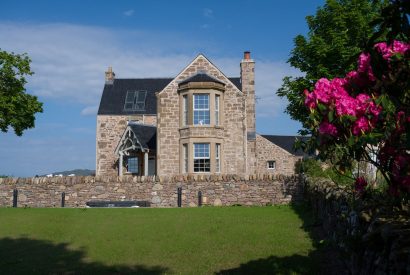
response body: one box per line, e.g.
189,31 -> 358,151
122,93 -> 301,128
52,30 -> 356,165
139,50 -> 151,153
0,205 -> 320,274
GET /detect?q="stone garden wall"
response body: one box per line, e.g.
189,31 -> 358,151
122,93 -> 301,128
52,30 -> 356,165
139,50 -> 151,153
305,177 -> 410,274
0,174 -> 303,208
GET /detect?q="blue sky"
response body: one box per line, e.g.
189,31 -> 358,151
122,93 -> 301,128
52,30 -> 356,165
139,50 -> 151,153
0,0 -> 324,177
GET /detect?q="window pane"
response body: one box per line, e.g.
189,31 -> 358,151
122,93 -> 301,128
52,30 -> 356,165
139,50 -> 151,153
194,94 -> 209,109
193,143 -> 210,172
128,157 -> 139,173
194,143 -> 209,158
267,161 -> 276,169
183,95 -> 188,126
215,95 -> 220,126
125,91 -> 136,102
194,159 -> 210,172
193,94 -> 210,125
124,91 -> 136,110
215,143 -> 220,173
135,91 -> 146,110
136,102 -> 145,110
193,110 -> 210,125
124,103 -> 134,110
183,144 -> 188,173
137,91 -> 147,102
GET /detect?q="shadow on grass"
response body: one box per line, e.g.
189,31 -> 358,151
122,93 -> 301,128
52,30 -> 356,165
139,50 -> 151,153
0,237 -> 169,275
216,254 -> 315,275
216,203 -> 345,275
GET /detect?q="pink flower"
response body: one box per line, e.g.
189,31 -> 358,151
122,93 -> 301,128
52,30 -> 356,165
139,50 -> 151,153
314,78 -> 332,104
319,121 -> 338,137
357,52 -> 376,81
335,95 -> 357,117
304,89 -> 317,109
375,40 -> 410,60
354,177 -> 367,193
392,40 -> 410,55
358,53 -> 371,72
352,116 -> 370,136
345,70 -> 371,88
356,94 -> 371,104
375,42 -> 392,59
368,102 -> 382,117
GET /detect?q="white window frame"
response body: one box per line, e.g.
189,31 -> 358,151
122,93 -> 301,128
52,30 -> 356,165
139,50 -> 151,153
183,95 -> 188,126
127,157 -> 139,173
215,143 -> 221,173
267,160 -> 276,170
193,143 -> 210,172
193,94 -> 210,125
183,144 -> 188,173
215,95 -> 220,126
124,90 -> 147,111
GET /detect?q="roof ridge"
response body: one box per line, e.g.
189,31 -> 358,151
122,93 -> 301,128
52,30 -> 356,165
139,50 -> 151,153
115,77 -> 174,80
114,77 -> 240,80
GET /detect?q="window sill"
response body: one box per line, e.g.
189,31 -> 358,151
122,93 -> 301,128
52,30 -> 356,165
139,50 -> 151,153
179,125 -> 224,130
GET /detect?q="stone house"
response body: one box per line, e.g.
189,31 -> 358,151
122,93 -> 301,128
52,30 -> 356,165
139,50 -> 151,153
96,52 -> 305,177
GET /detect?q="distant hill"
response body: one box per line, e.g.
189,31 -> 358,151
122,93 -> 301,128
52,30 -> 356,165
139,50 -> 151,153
40,169 -> 95,177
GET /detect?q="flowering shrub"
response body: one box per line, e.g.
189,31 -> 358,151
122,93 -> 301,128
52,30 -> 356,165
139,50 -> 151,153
354,177 -> 368,194
304,40 -> 410,195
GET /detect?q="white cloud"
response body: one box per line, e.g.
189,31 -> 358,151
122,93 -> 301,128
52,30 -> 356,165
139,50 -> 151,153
0,23 -> 192,107
123,9 -> 134,16
203,8 -> 213,18
210,58 -> 302,118
0,22 -> 300,119
81,105 -> 98,116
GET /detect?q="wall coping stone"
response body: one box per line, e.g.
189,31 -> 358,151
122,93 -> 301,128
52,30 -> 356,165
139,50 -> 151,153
0,174 -> 301,186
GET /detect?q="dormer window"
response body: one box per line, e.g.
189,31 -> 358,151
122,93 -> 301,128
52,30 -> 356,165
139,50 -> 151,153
124,90 -> 147,111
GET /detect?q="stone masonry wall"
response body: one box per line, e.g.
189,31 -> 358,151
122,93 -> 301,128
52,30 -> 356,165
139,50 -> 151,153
256,135 -> 302,176
305,177 -> 410,274
157,55 -> 247,176
96,114 -> 157,176
0,174 -> 303,208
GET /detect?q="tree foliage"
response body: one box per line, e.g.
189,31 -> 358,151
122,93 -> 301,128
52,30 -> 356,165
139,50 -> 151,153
277,0 -> 385,132
0,50 -> 43,136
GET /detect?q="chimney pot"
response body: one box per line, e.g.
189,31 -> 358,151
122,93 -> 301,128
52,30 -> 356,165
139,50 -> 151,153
244,51 -> 251,60
105,66 -> 115,84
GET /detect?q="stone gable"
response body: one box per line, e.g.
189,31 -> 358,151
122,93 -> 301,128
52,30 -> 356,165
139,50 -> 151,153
256,134 -> 302,176
156,55 -> 247,176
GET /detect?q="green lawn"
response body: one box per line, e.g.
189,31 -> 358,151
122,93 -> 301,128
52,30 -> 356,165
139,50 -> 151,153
0,206 -> 319,274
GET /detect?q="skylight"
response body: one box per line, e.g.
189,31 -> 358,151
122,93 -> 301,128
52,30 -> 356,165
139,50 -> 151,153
124,91 -> 147,111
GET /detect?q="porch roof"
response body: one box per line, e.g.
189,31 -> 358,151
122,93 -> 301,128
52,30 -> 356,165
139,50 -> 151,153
115,123 -> 157,155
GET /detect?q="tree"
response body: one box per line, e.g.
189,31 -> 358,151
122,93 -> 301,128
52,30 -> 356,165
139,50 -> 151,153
277,0 -> 385,132
0,50 -> 43,136
302,0 -> 410,195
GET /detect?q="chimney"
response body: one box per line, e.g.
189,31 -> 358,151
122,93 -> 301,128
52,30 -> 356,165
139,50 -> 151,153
240,51 -> 256,174
105,66 -> 115,84
240,51 -> 255,132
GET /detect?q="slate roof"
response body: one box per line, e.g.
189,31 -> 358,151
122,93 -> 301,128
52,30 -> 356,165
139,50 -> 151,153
129,124 -> 156,150
98,78 -> 172,115
261,135 -> 311,157
179,72 -> 225,86
98,77 -> 242,115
